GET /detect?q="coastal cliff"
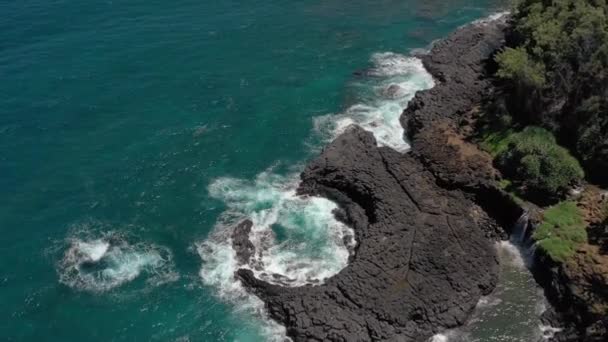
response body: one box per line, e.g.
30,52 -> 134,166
230,12 -> 606,341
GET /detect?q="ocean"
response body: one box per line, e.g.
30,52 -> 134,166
1,1 -> 552,341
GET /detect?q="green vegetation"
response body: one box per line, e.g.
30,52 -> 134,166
498,178 -> 512,189
494,0 -> 608,183
479,127 -> 515,157
496,127 -> 584,198
481,125 -> 584,200
495,47 -> 546,88
534,201 -> 588,262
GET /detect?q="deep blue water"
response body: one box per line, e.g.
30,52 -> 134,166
1,1 -> 511,341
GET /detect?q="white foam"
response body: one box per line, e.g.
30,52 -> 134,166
205,170 -> 354,287
427,331 -> 461,342
77,239 -> 109,262
496,240 -> 527,269
314,52 -> 434,152
475,295 -> 502,308
58,232 -> 177,292
539,324 -> 563,340
428,334 -> 448,342
472,11 -> 510,26
198,169 -> 357,341
197,238 -> 288,341
369,52 -> 430,77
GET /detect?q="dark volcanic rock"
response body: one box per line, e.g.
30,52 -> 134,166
403,17 -> 508,139
232,17 -> 511,342
238,126 -> 499,341
401,17 -> 518,235
403,17 -> 508,191
231,219 -> 255,265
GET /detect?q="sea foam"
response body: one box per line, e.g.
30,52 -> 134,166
198,50 -> 435,341
198,170 -> 355,341
200,170 -> 355,287
315,52 -> 434,152
58,231 -> 177,292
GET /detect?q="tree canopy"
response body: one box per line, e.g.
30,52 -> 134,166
495,0 -> 608,183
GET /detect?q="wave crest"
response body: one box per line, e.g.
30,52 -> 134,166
198,50 -> 435,341
315,52 -> 434,152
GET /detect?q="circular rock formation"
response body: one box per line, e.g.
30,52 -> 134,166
231,16 -> 510,342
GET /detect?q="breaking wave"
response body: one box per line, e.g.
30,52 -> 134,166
203,171 -> 355,287
57,231 -> 177,292
197,170 -> 356,340
315,52 -> 434,152
198,50 -> 435,340
472,11 -> 509,26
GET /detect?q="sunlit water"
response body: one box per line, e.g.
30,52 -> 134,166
0,1 -> 529,341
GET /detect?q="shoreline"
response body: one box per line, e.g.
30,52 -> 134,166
233,15 -> 512,341
229,13 -> 600,342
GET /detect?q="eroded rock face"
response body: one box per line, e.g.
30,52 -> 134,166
403,17 -> 508,191
533,244 -> 608,342
413,120 -> 497,191
238,126 -> 499,341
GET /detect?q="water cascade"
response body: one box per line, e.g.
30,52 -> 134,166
514,211 -> 531,244
429,211 -> 560,342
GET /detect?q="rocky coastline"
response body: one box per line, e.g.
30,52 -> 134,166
230,15 -> 604,342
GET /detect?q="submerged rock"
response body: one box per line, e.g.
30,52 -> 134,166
231,219 -> 255,266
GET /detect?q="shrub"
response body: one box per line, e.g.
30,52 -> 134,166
534,201 -> 588,262
479,128 -> 515,157
495,47 -> 546,89
496,127 -> 584,199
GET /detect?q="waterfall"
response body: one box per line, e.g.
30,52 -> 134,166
513,211 -> 530,244
425,209 -> 563,342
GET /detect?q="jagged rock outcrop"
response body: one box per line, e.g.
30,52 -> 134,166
402,17 -> 524,233
403,17 -> 508,191
238,126 -> 498,341
231,219 -> 255,265
231,17 -> 511,342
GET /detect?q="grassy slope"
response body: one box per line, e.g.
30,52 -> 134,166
533,201 -> 588,262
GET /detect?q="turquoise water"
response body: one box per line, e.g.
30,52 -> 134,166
1,1 -> 507,341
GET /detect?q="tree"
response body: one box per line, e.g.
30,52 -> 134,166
496,0 -> 608,184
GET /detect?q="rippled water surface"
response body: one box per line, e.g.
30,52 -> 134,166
2,0 -> 510,340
